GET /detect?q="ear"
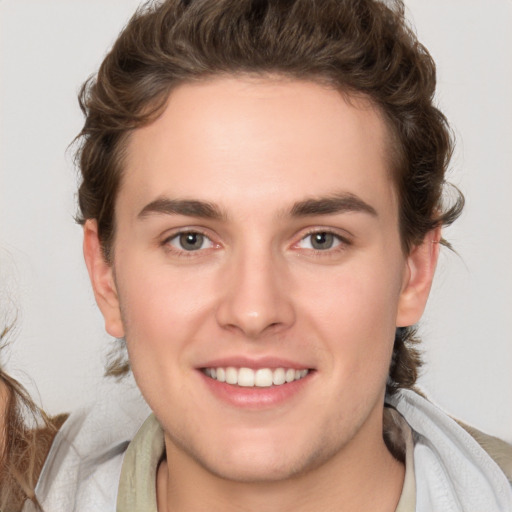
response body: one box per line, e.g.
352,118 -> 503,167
83,220 -> 125,338
396,227 -> 441,327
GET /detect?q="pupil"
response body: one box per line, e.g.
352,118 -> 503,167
312,232 -> 333,250
180,233 -> 203,250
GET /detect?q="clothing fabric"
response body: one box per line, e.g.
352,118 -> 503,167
116,413 -> 163,512
25,388 -> 512,512
388,390 -> 512,511
22,381 -> 150,512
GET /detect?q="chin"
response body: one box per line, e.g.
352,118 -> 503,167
200,452 -> 307,484
182,431 -> 334,484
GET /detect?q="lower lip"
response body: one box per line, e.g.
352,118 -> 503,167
199,371 -> 313,409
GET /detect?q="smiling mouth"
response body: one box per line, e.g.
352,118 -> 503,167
201,367 -> 310,388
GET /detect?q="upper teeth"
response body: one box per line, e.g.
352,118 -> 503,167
203,367 -> 309,387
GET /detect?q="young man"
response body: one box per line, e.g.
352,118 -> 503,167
2,0 -> 512,511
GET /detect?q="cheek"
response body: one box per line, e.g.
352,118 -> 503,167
298,255 -> 403,373
115,266 -> 217,419
114,256 -> 217,374
303,254 -> 402,320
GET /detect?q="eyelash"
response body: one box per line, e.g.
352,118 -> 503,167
161,228 -> 351,258
294,229 -> 352,255
161,229 -> 217,257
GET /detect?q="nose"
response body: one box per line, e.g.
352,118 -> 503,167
215,246 -> 296,339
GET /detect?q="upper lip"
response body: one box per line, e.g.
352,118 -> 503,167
198,356 -> 313,370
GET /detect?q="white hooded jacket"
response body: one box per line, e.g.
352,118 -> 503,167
24,386 -> 512,512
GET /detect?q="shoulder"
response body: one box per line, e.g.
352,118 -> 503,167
32,383 -> 150,512
400,387 -> 512,480
387,389 -> 512,511
456,420 -> 512,484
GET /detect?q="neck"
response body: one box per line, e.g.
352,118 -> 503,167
156,412 -> 405,512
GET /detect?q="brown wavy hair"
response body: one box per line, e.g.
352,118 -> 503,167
75,0 -> 464,392
0,325 -> 67,511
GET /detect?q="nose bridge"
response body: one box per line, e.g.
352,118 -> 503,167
215,237 -> 295,337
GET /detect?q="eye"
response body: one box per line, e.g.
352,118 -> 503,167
167,231 -> 214,252
297,231 -> 344,251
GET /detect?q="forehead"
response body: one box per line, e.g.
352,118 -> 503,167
120,76 -> 396,220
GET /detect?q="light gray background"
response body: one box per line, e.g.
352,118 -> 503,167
1,1 -> 511,442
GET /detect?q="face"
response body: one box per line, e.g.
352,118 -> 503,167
85,77 -> 437,483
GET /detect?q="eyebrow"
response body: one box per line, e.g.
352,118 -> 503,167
137,192 -> 377,221
138,198 -> 225,220
289,193 -> 378,217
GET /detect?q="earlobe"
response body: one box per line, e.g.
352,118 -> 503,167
83,220 -> 125,338
396,227 -> 441,327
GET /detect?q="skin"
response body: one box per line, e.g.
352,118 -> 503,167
84,77 -> 439,511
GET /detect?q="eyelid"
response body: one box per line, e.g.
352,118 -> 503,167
291,227 -> 353,251
161,227 -> 220,255
158,225 -> 352,256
